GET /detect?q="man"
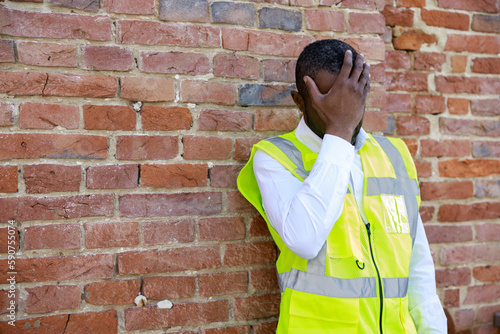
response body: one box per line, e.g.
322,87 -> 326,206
237,40 -> 447,333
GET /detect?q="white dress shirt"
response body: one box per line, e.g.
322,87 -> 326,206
253,117 -> 447,333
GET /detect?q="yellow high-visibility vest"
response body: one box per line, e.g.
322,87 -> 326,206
237,129 -> 421,333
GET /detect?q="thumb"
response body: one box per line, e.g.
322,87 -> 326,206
303,76 -> 322,100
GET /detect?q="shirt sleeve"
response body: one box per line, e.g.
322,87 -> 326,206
408,215 -> 448,333
252,134 -> 354,259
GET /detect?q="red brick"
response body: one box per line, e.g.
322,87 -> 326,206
438,76 -> 500,95
397,0 -> 425,7
382,6 -> 414,27
140,51 -> 210,75
0,39 -> 14,63
262,59 -> 296,82
477,304 -> 500,324
435,267 -> 471,287
475,180 -> 500,198
183,135 -> 232,160
385,50 -> 410,70
370,63 -> 386,83
210,165 -> 243,188
253,321 -> 278,334
414,95 -> 445,114
0,224 -> 19,255
117,20 -> 220,47
160,0 -> 209,22
421,9 -> 470,30
0,288 -> 18,315
199,271 -> 248,297
254,109 -> 300,131
82,45 -> 134,71
0,103 -> 14,126
0,310 -> 118,334
85,221 -> 139,249
199,109 -> 252,132
451,55 -> 468,73
455,309 -> 475,329
141,164 -> 207,188
239,84 -> 295,107
198,217 -> 245,241
0,194 -> 113,222
222,28 -> 250,51
142,276 -> 196,300
0,165 -> 17,193
250,268 -> 279,292
443,288 -> 460,307
425,225 -> 473,244
305,9 -> 344,31
141,106 -> 191,131
385,94 -> 411,113
235,137 -> 261,161
393,29 -> 437,51
348,12 -> 385,33
445,35 -> 500,54
414,52 -> 447,71
472,141 -> 500,157
386,72 -> 427,91
121,77 -> 174,102
214,53 -> 259,80
474,265 -> 500,282
0,71 -> 45,95
474,324 -> 500,334
0,7 -> 111,41
116,135 -> 178,160
228,190 -> 255,213
224,242 -> 276,266
47,0 -> 99,11
117,245 -> 220,275
397,115 -> 430,135
440,118 -> 500,137
441,244 -> 500,266
25,285 -> 80,313
471,99 -> 500,116
204,326 -> 251,334
419,206 -> 434,223
338,0 -> 385,10
421,139 -> 470,157
363,109 -> 388,132
87,164 -> 138,189
103,0 -> 155,14
19,102 -> 78,130
473,57 -> 500,74
17,42 -> 77,67
119,192 -> 222,217
143,219 -> 194,245
472,14 -> 500,33
83,105 -> 135,130
0,253 -> 113,283
233,294 -> 280,321
241,29 -> 314,57
124,300 -> 228,331
448,98 -> 469,115
439,159 -> 500,178
24,224 -> 80,250
403,138 -> 418,156
477,223 -> 500,242
181,80 -> 235,105
438,202 -> 500,222
465,284 -> 500,304
420,181 -> 473,201
341,37 -> 385,61
416,160 -> 432,178
437,0 -> 499,13
85,279 -> 141,305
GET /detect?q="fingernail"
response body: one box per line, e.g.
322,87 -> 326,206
303,77 -> 307,83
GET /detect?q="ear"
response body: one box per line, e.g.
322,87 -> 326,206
291,90 -> 306,114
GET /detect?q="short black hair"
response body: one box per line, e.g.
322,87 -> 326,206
295,39 -> 358,99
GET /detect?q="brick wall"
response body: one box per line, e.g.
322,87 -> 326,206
0,0 -> 498,333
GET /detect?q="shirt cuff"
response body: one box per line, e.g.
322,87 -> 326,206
317,134 -> 355,168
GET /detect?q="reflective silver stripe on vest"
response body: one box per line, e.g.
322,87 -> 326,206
265,137 -> 310,180
383,277 -> 409,298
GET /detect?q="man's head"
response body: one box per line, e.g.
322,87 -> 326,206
292,39 -> 361,142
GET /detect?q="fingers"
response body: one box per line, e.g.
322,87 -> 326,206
350,53 -> 365,82
359,63 -> 370,87
338,50 -> 353,81
303,75 -> 322,100
363,69 -> 371,97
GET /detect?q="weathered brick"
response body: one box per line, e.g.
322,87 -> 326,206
473,57 -> 500,74
305,9 -> 344,31
234,137 -> 261,161
443,288 -> 460,307
0,7 -> 110,40
198,109 -> 252,132
24,224 -> 80,250
440,118 -> 500,137
382,6 -> 414,27
254,109 -> 300,131
24,164 -> 81,194
221,28 -> 250,51
420,181 -> 473,201
386,72 -> 428,91
438,202 -> 500,222
437,0 -> 499,13
85,221 -> 139,248
425,225 -> 473,244
0,287 -> 18,314
124,300 -> 228,331
455,309 -> 475,329
117,20 -> 219,47
397,115 -> 430,135
85,279 -> 141,305
117,245 -> 220,274
83,105 -> 136,130
419,206 -> 434,223
338,0 -> 385,10
448,98 -> 469,115
0,254 -> 113,283
141,106 -> 191,131
472,14 -> 500,33
415,95 -> 445,114
181,80 -> 235,105
475,180 -> 500,198
440,159 -> 500,178
141,164 -> 207,188
140,51 -> 210,75
341,37 -> 385,61
477,304 -> 500,324
82,46 -> 134,71
0,165 -> 17,193
263,59 -> 296,82
239,84 -> 295,106
464,284 -> 500,304
119,192 -> 222,217
0,71 -> 44,95
348,12 -> 385,33
0,39 -> 15,63
476,223 -> 500,242
471,99 -> 500,116
25,285 -> 81,313
211,2 -> 256,26
204,326 -> 251,334
228,190 -> 255,213
250,268 -> 279,292
233,294 -> 280,321
441,74 -> 500,96
445,35 -> 500,54
103,0 -> 155,14
198,217 -> 245,241
214,53 -> 259,80
48,0 -> 99,11
421,9 -> 470,30
210,165 -> 243,188
435,267 -> 471,287
142,276 -> 196,300
143,219 -> 195,245
385,50 -> 410,70
474,265 -> 500,283
441,244 -> 500,266
0,103 -> 14,126
224,242 -> 276,266
87,164 -> 138,189
414,52 -> 447,71
421,139 -> 470,157
0,194 -> 113,222
472,141 -> 500,157
183,135 -> 232,160
397,0 -> 425,7
451,55 -> 468,73
159,0 -> 209,22
254,321 -> 278,334
385,94 -> 411,113
403,138 -> 418,156
17,42 -> 77,67
20,102 -> 79,130
259,7 -> 302,32
199,272 -> 248,297
120,77 -> 174,102
116,135 -> 178,160
393,29 -> 437,51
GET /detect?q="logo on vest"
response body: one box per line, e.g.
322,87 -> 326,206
381,195 -> 409,234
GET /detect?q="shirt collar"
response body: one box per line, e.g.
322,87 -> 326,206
295,116 -> 370,153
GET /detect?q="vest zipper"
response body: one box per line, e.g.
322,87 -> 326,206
365,222 -> 384,334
